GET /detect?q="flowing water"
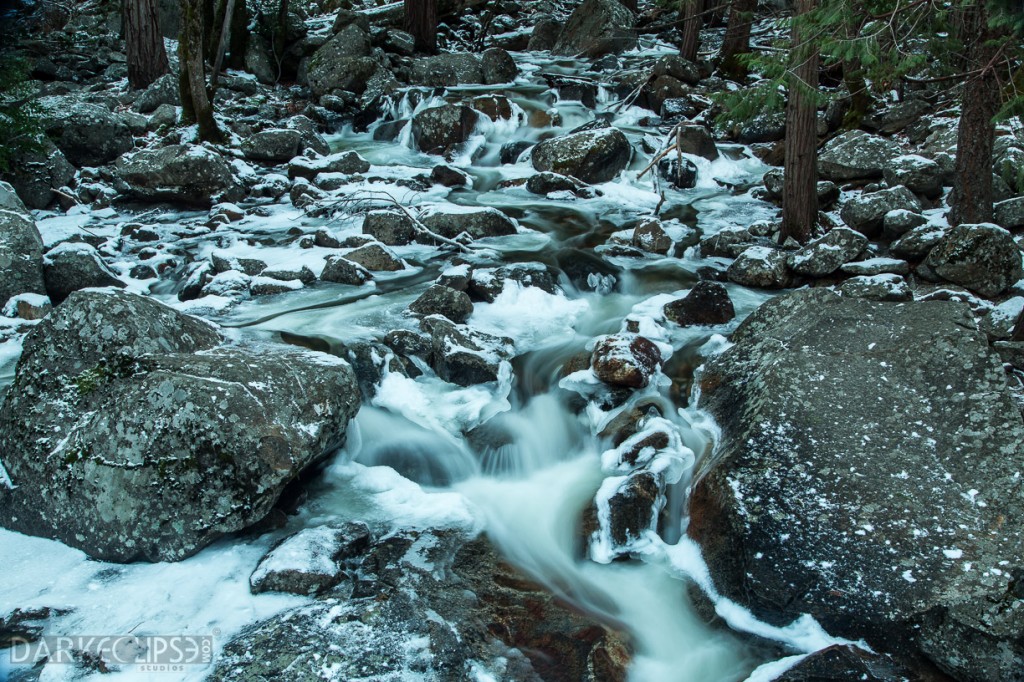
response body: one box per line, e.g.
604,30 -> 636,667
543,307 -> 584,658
0,44 -> 848,681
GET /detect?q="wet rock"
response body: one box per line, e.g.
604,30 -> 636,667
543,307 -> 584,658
468,263 -> 557,303
546,75 -> 599,108
640,75 -> 689,116
421,316 -> 513,386
420,206 -> 517,240
528,15 -> 562,51
430,164 -> 470,187
500,140 -> 533,164
5,138 -> 76,210
890,224 -> 949,260
925,223 -> 1023,297
0,290 -> 361,562
241,129 -> 303,163
343,243 -> 404,272
839,257 -> 911,277
211,252 -> 266,276
663,281 -> 734,326
41,101 -> 133,167
42,242 -> 125,304
994,196 -> 1024,231
526,171 -> 584,195
250,523 -> 370,596
383,329 -> 432,359
409,285 -> 473,323
774,645 -> 917,681
882,208 -> 928,240
116,145 -> 238,207
883,154 -> 944,200
838,273 -> 911,302
531,127 -> 632,184
287,151 -> 370,180
363,209 -> 417,246
605,471 -> 660,547
691,288 -> 1024,681
135,73 -> 180,113
553,0 -> 637,58
727,246 -> 793,289
321,255 -> 371,285
674,124 -> 718,160
591,334 -> 663,389
631,218 -> 673,255
840,186 -> 921,238
660,97 -> 698,123
262,266 -> 316,286
0,209 -> 46,309
212,531 -> 630,682
819,130 -> 900,181
481,47 -> 518,84
657,156 -> 698,189
786,227 -> 868,276
653,54 -> 701,86
410,104 -> 481,155
409,53 -> 484,86
700,226 -> 764,258
306,24 -> 374,95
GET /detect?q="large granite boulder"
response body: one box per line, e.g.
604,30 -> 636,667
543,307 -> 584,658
786,226 -> 868,276
0,209 -> 45,308
116,144 -> 238,207
924,223 -> 1023,297
409,53 -> 485,86
410,104 -> 481,155
40,101 -> 134,167
42,242 -> 125,304
819,130 -> 900,182
553,0 -> 637,58
840,186 -> 921,238
5,138 -> 76,209
0,290 -> 360,562
306,24 -> 376,96
691,288 -> 1024,681
531,128 -> 632,184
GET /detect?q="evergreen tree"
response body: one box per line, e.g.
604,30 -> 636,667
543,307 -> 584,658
781,0 -> 819,243
405,0 -> 438,54
124,0 -> 170,90
719,0 -> 756,79
178,0 -> 223,143
679,0 -> 703,63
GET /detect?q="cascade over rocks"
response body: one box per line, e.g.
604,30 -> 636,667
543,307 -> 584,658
531,128 -> 632,184
0,290 -> 360,562
690,289 -> 1024,680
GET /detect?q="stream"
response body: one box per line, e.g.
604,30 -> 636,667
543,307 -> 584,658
1,43 -> 850,681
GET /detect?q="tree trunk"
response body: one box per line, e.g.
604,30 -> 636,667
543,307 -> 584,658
226,0 -> 248,69
781,0 -> 819,243
404,0 -> 438,54
718,0 -> 755,79
950,4 -> 1000,226
178,0 -> 222,143
123,0 -> 170,89
210,0 -> 236,92
274,0 -> 291,63
679,0 -> 703,63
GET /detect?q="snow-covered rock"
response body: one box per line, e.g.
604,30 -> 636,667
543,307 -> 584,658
42,241 -> 124,304
925,223 -> 1023,297
531,127 -> 632,184
727,246 -> 794,289
786,227 -> 868,277
818,130 -> 900,181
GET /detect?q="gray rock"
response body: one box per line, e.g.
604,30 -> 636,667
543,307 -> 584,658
819,130 -> 900,181
663,281 -> 735,326
675,124 -> 718,160
421,316 -> 512,386
883,154 -> 944,199
0,290 -> 361,562
42,242 -> 125,304
995,146 -> 1024,194
5,138 -> 76,209
288,151 -> 370,179
363,209 -> 417,245
882,208 -> 929,240
632,218 -> 673,254
839,257 -> 911,277
306,24 -> 374,95
467,263 -> 556,303
591,334 -> 663,388
41,101 -> 134,167
409,53 -> 484,86
410,104 -> 480,155
284,115 -> 332,157
261,266 -> 317,285
838,273 -> 911,301
420,207 -> 517,240
691,288 -> 1024,681
135,73 -> 180,113
531,127 -> 632,184
653,54 -> 701,86
321,256 -> 371,285
244,37 -> 278,85
553,0 -> 637,58
890,224 -> 949,260
786,227 -> 868,276
116,145 -> 238,207
0,181 -> 27,215
865,98 -> 931,135
657,156 -> 698,189
528,15 -> 561,51
700,226 -> 764,258
0,209 -> 46,308
526,171 -> 584,195
250,523 -> 370,596
840,186 -> 921,238
736,112 -> 786,144
481,48 -> 518,84
409,285 -> 473,323
994,196 -> 1024,230
241,129 -> 303,163
925,223 -> 1023,297
727,246 -> 794,289
148,103 -> 178,130
344,243 -> 404,271
381,28 -> 414,56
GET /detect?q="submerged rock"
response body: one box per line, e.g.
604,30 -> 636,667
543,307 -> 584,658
0,290 -> 360,562
531,128 -> 632,184
691,288 -> 1024,680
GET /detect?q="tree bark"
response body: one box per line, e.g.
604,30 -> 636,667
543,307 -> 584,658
227,0 -> 248,69
679,0 -> 703,63
123,0 -> 170,90
950,3 -> 1000,226
178,0 -> 222,143
781,0 -> 819,243
404,0 -> 438,54
210,0 -> 236,92
718,0 -> 755,79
